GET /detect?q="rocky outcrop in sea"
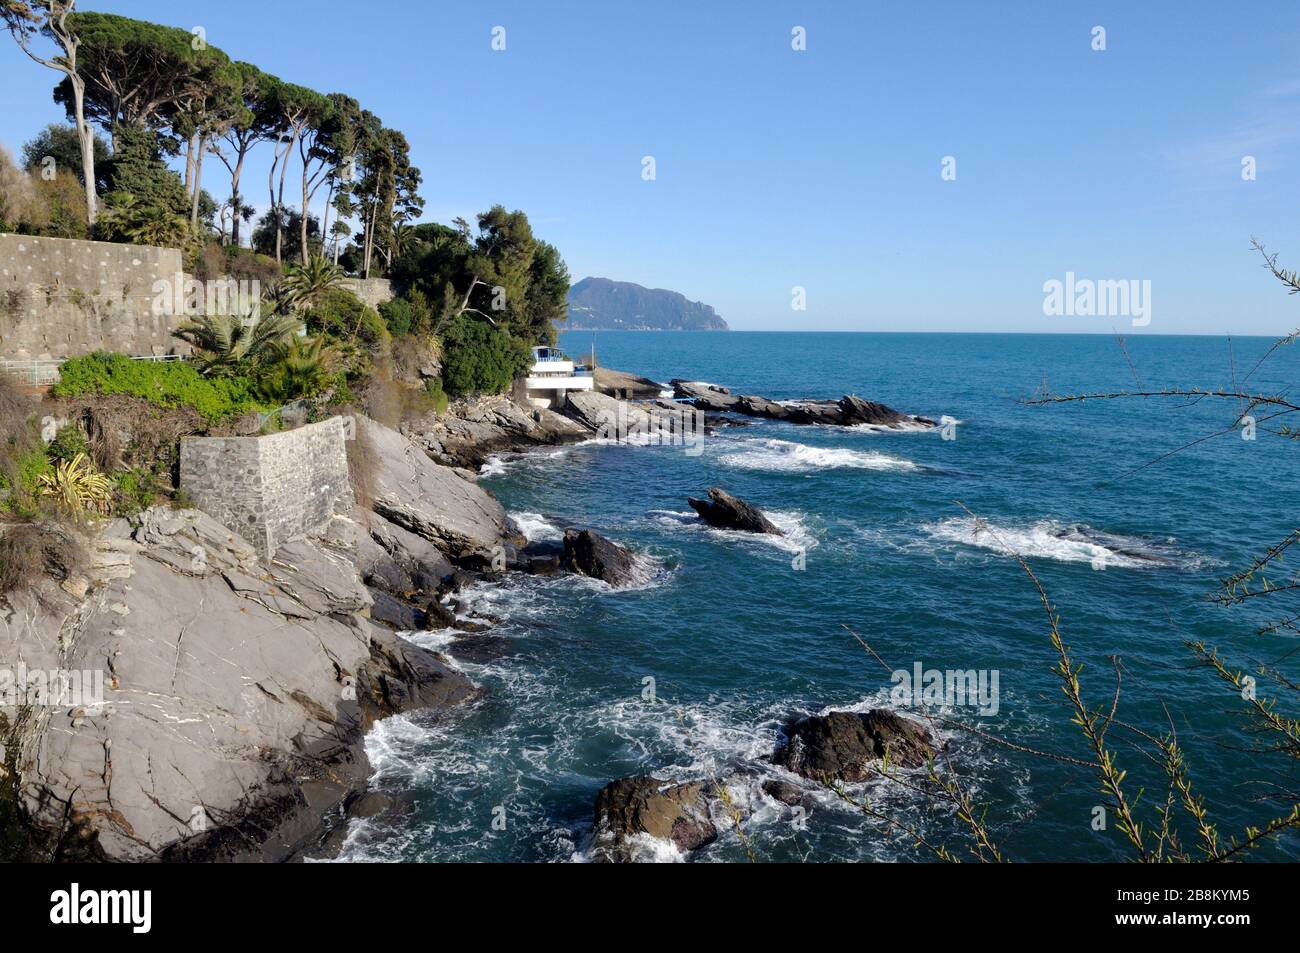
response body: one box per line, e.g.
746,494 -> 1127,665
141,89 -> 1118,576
671,379 -> 936,429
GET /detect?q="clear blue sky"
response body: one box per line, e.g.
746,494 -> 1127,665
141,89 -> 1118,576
3,0 -> 1299,334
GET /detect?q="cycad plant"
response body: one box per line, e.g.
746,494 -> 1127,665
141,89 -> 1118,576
256,336 -> 338,403
96,194 -> 192,248
173,311 -> 303,377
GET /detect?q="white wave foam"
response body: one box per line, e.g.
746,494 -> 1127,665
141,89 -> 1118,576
921,517 -> 1194,569
478,455 -> 508,477
718,438 -> 919,473
510,511 -> 564,543
847,417 -> 945,434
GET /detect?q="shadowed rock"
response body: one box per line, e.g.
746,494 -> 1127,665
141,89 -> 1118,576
688,487 -> 783,535
773,710 -> 934,782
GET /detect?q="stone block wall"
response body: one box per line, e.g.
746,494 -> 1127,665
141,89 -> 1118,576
0,234 -> 188,361
342,277 -> 394,311
179,416 -> 353,559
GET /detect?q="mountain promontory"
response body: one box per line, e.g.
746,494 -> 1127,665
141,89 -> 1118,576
565,277 -> 729,330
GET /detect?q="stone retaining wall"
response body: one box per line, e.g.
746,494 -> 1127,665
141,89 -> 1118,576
0,233 -> 188,361
342,277 -> 394,311
179,416 -> 353,558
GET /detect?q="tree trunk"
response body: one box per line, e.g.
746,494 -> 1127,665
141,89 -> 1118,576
320,178 -> 334,262
42,15 -> 98,226
74,89 -> 97,226
227,146 -> 247,247
300,159 -> 311,265
184,131 -> 197,196
190,133 -> 206,228
276,128 -> 298,264
230,195 -> 242,247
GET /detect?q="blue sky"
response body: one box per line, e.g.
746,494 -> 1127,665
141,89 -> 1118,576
3,1 -> 1300,334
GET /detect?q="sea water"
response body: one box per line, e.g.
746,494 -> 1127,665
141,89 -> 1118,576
335,331 -> 1300,862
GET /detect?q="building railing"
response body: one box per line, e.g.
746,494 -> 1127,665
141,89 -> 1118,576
0,354 -> 186,386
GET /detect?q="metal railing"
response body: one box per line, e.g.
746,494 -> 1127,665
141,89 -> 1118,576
0,353 -> 186,387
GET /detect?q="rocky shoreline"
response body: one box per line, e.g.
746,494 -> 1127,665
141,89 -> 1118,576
0,372 -> 936,862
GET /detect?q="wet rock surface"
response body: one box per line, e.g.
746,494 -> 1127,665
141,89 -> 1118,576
671,379 -> 935,429
773,710 -> 935,781
560,528 -> 638,587
688,487 -> 784,535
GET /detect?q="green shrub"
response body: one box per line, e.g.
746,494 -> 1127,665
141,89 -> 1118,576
378,297 -> 414,337
53,353 -> 262,422
305,288 -> 388,348
111,468 -> 160,517
0,445 -> 52,517
425,377 -> 449,414
46,425 -> 89,463
379,289 -> 433,338
440,315 -> 531,396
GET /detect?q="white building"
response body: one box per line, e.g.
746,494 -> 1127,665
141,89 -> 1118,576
522,345 -> 594,409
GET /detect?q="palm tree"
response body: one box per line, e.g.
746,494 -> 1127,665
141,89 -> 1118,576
281,255 -> 346,312
173,311 -> 303,376
256,335 -> 338,402
96,194 -> 191,248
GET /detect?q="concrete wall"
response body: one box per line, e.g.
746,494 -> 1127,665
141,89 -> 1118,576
179,416 -> 353,559
342,277 -> 394,311
0,234 -> 188,361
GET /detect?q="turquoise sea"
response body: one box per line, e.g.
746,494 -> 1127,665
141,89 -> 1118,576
337,331 -> 1300,862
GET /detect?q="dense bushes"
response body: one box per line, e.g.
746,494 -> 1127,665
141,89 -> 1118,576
440,315 -> 531,396
378,289 -> 432,337
52,353 -> 262,422
305,288 -> 388,346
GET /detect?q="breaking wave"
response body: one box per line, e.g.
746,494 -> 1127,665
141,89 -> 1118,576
921,517 -> 1210,570
718,438 -> 920,473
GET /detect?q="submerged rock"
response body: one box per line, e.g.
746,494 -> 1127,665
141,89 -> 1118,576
560,529 -> 638,587
688,487 -> 783,535
761,778 -> 808,807
773,710 -> 934,782
591,776 -> 723,862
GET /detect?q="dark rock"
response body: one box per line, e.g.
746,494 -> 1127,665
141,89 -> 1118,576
561,528 -> 638,586
762,778 -> 807,807
592,776 -> 722,862
423,598 -> 459,629
773,710 -> 934,782
687,487 -> 783,535
839,394 -> 935,428
356,624 -> 477,727
448,633 -> 509,663
670,379 -> 934,430
527,555 -> 561,575
368,588 -> 427,630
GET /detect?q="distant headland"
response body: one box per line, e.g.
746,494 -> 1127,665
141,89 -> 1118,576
565,277 -> 729,330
